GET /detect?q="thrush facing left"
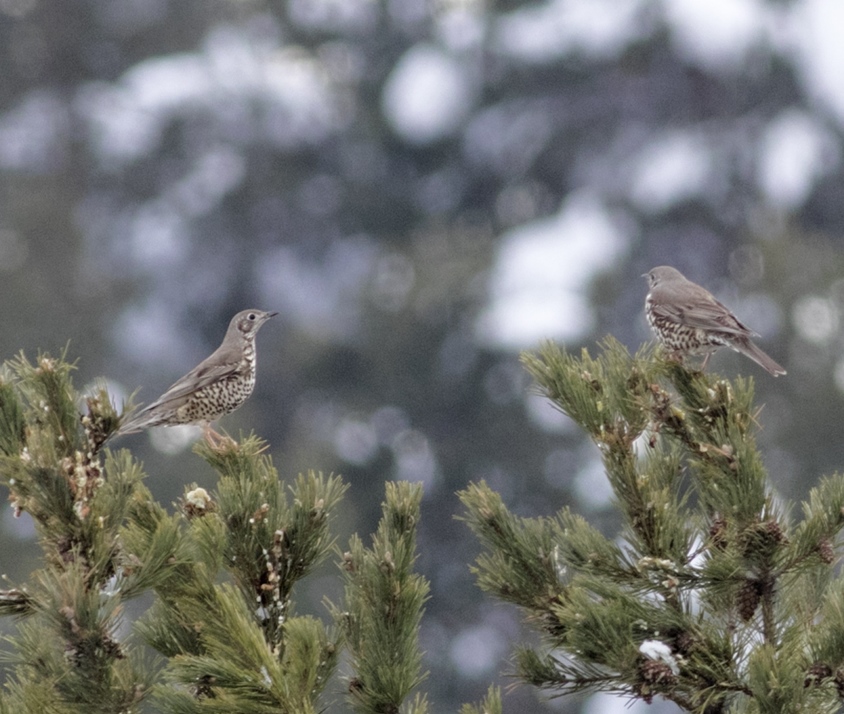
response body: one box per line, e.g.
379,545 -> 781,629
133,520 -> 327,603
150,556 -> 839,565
644,266 -> 786,377
116,309 -> 278,442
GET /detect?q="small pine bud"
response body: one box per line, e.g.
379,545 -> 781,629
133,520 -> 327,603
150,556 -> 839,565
83,392 -> 121,453
250,503 -> 270,524
0,588 -> 31,613
272,529 -> 290,564
736,580 -> 762,621
102,635 -> 125,660
181,487 -> 215,519
55,535 -> 74,563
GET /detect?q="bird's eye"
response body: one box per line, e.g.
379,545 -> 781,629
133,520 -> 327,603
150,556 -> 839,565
248,313 -> 257,320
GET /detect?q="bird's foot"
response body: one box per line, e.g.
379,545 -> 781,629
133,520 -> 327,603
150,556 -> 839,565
202,424 -> 237,451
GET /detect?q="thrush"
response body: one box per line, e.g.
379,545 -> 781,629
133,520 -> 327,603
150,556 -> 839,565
116,309 -> 278,443
644,266 -> 786,376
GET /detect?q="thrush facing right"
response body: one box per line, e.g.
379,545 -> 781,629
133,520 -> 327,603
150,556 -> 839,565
116,309 -> 278,442
644,266 -> 786,377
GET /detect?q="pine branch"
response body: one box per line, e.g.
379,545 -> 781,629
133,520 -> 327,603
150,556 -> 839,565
1,350 -> 501,714
152,584 -> 338,714
9,350 -> 84,456
0,369 -> 26,457
333,481 -> 430,714
465,340 -> 844,712
784,474 -> 844,572
191,437 -> 347,652
0,351 -> 155,712
513,647 -> 622,696
521,337 -> 659,450
458,481 -> 567,610
459,685 -> 502,714
136,440 -> 346,713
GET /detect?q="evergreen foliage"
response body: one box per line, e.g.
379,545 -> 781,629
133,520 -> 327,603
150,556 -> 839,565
458,685 -> 502,714
0,353 -> 152,712
331,481 -> 430,714
140,438 -> 347,714
460,339 -> 844,712
0,353 -> 440,713
6,337 -> 844,712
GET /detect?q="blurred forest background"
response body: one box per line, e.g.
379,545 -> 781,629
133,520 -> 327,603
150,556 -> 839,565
2,0 -> 844,711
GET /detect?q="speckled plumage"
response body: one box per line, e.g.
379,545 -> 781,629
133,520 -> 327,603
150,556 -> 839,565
644,266 -> 785,377
117,309 -> 277,437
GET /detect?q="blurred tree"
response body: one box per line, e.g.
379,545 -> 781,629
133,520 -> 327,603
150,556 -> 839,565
1,0 -> 842,710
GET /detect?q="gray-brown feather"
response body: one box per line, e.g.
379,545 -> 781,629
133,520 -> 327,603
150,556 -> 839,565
117,309 -> 275,434
644,266 -> 785,376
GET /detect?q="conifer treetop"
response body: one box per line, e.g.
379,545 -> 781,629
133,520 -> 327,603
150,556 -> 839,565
462,339 -> 844,713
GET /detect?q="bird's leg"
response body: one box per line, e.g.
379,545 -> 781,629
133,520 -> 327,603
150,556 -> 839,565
201,421 -> 233,449
201,422 -> 218,446
701,353 -> 712,371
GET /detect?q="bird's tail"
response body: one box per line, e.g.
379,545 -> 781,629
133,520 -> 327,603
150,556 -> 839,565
735,338 -> 786,377
113,409 -> 158,437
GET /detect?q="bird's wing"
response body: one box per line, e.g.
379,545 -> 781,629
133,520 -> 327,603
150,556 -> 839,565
137,344 -> 243,413
652,291 -> 758,337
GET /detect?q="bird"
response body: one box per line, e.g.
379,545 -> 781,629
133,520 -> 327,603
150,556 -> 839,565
644,266 -> 786,377
116,309 -> 278,443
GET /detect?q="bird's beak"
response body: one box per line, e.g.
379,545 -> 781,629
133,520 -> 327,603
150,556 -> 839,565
267,311 -> 279,318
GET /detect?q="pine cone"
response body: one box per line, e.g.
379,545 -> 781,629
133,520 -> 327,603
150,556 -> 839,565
736,579 -> 762,621
635,657 -> 678,705
541,610 -> 567,637
762,519 -> 788,546
741,519 -> 787,558
817,538 -> 835,565
191,674 -> 217,699
804,661 -> 832,687
709,516 -> 728,550
640,658 -> 678,687
834,668 -> 844,698
674,630 -> 696,656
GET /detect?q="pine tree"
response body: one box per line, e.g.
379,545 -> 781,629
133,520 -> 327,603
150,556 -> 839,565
460,338 -> 844,712
0,352 -> 149,713
0,350 -> 501,714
